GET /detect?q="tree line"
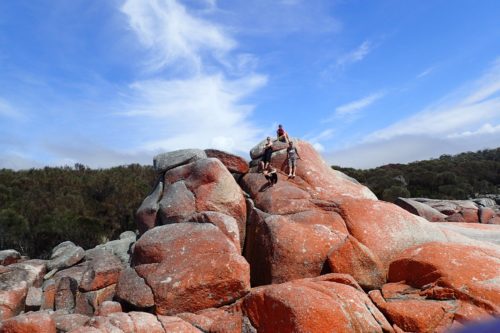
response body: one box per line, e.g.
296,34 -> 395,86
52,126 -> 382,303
0,164 -> 156,258
332,147 -> 499,202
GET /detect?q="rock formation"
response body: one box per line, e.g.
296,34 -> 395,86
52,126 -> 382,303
1,139 -> 499,332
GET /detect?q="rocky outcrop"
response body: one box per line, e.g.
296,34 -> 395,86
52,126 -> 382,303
136,153 -> 248,252
1,141 -> 499,333
396,197 -> 500,224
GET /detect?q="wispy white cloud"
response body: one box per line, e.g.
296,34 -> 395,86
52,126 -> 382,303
416,66 -> 434,79
335,92 -> 385,117
304,129 -> 335,152
121,0 -> 235,73
119,0 -> 267,156
325,58 -> 500,168
447,123 -> 500,138
323,92 -> 385,123
368,58 -> 500,141
122,74 -> 267,153
336,41 -> 374,68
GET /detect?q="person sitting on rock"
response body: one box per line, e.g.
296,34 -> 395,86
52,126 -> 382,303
276,124 -> 290,143
263,164 -> 278,187
259,137 -> 273,171
287,141 -> 301,178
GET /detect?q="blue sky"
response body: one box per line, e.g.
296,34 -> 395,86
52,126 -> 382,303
1,0 -> 499,169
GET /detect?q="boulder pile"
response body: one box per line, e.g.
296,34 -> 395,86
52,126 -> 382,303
1,140 -> 499,332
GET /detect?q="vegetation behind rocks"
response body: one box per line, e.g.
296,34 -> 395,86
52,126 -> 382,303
332,147 -> 499,202
0,164 -> 155,258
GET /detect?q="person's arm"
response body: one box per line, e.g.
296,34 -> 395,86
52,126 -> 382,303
296,148 -> 301,159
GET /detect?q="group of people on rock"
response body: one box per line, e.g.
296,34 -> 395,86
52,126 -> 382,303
260,124 -> 301,187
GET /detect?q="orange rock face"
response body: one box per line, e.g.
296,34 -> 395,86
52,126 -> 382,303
388,242 -> 500,313
337,198 -> 454,271
327,235 -> 385,290
205,149 -> 249,174
242,275 -> 392,333
130,223 -> 250,315
369,289 -> 455,332
245,211 -> 347,285
0,312 -> 56,333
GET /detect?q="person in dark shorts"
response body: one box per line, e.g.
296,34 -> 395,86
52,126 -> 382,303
259,137 -> 273,171
287,141 -> 301,178
276,124 -> 290,143
263,164 -> 278,186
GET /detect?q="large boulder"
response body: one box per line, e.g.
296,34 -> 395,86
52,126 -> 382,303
395,197 -> 447,222
125,223 -> 250,315
137,154 -> 247,251
335,198 -> 492,271
369,289 -> 457,332
388,242 -> 500,313
242,274 -> 393,333
436,222 -> 500,246
241,140 -> 376,286
246,139 -> 377,201
327,235 -> 385,290
244,209 -> 347,286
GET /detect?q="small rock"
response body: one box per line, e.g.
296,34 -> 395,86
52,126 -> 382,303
96,300 -> 122,316
115,267 -> 155,309
47,242 -> 84,271
55,276 -> 78,312
0,250 -> 21,266
25,286 -> 43,311
79,250 -> 123,292
51,313 -> 89,333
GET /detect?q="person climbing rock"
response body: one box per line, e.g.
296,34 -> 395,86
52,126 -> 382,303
259,137 -> 273,171
276,124 -> 290,143
263,164 -> 278,187
287,141 -> 301,178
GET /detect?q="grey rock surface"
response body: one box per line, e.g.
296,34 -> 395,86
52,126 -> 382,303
25,286 -> 42,311
153,149 -> 206,173
0,249 -> 21,266
48,242 -> 84,271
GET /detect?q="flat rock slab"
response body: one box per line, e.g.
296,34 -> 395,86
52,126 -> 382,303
48,241 -> 84,271
153,149 -> 206,173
